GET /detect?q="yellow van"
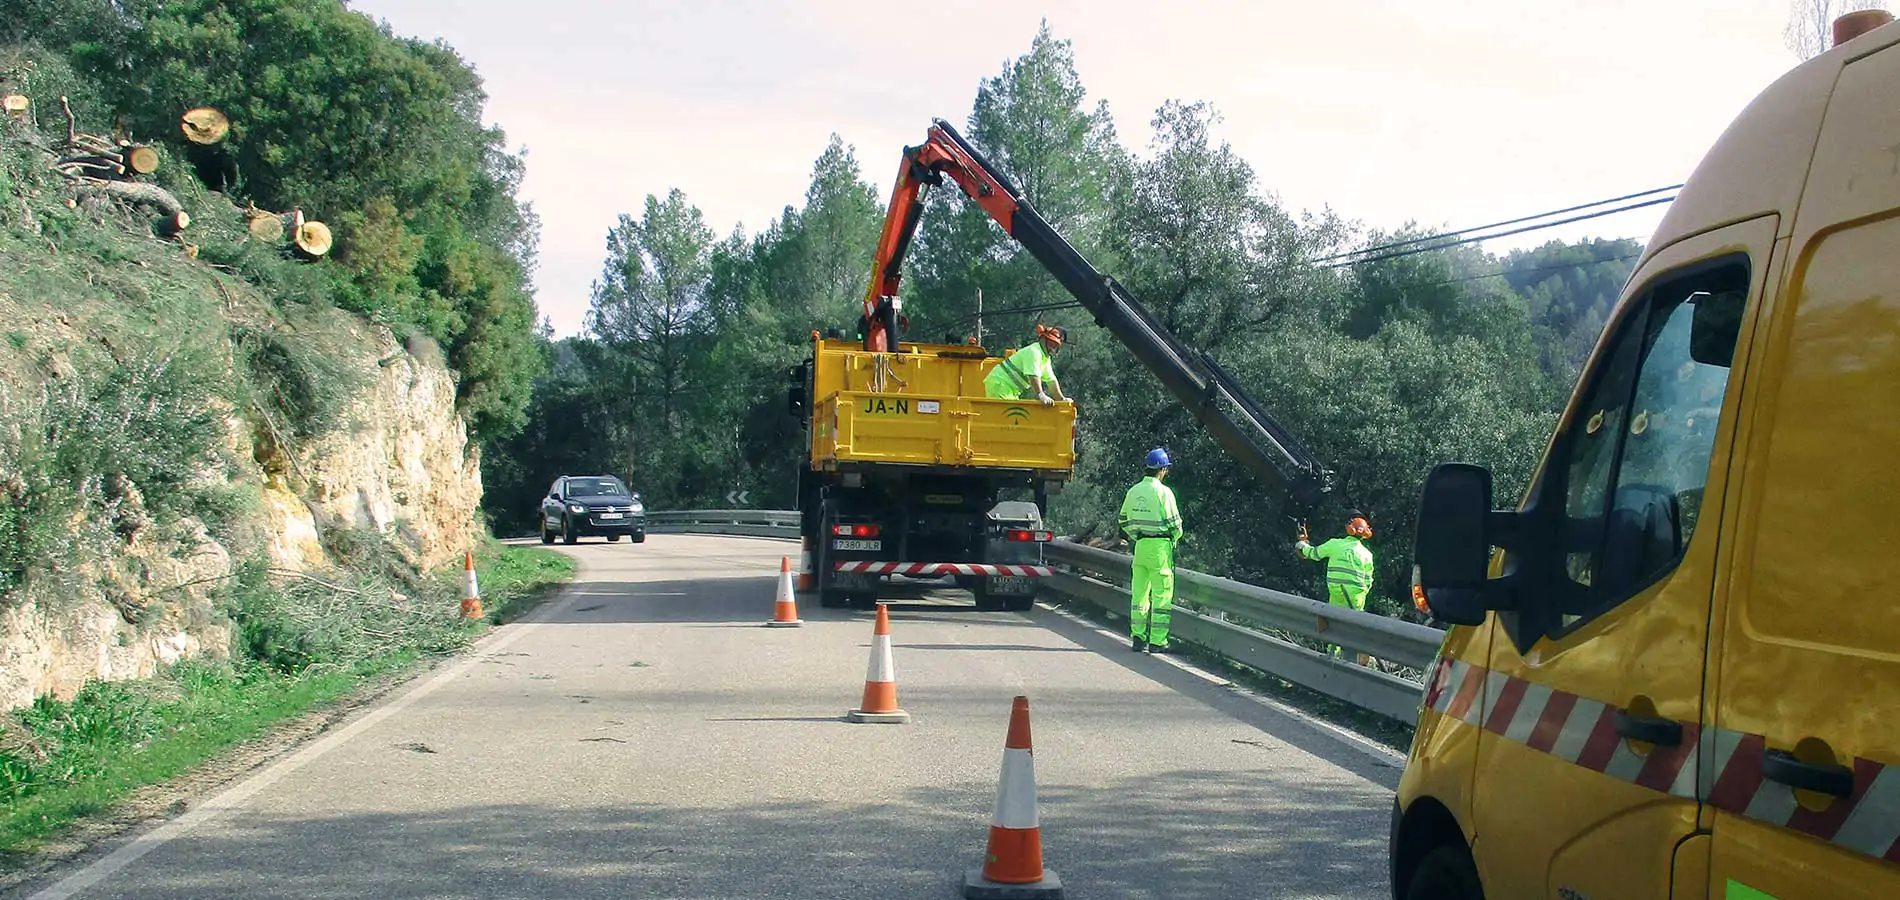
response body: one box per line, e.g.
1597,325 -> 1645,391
1396,11 -> 1900,900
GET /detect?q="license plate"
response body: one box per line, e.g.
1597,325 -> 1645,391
987,575 -> 1033,594
597,512 -> 622,520
833,539 -> 881,551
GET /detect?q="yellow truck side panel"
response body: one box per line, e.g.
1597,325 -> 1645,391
807,338 -> 1075,473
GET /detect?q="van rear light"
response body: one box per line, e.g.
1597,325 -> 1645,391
1006,529 -> 1053,542
832,524 -> 880,538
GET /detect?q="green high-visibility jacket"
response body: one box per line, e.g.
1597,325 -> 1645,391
984,342 -> 1057,399
1118,476 -> 1183,568
1300,536 -> 1373,611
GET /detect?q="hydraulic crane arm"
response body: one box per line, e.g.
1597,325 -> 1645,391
862,118 -> 1336,507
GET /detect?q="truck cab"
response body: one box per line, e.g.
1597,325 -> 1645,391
1394,12 -> 1900,900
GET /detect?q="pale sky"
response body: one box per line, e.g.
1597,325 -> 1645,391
351,0 -> 1813,337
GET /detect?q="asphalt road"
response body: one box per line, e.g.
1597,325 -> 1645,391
15,535 -> 1401,900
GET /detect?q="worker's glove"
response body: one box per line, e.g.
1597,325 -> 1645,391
1037,390 -> 1054,407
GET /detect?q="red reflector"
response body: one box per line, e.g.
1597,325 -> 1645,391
854,524 -> 880,538
1006,529 -> 1050,542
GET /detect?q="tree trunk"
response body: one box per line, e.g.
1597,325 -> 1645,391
124,145 -> 160,175
180,107 -> 230,145
154,210 -> 190,239
292,220 -> 333,258
247,211 -> 286,243
71,178 -> 183,217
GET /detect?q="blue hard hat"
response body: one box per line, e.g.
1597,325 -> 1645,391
1144,447 -> 1172,469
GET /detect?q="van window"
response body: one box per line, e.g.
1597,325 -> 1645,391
1551,258 -> 1749,629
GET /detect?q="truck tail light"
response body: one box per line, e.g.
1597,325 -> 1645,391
1005,530 -> 1052,542
832,524 -> 881,538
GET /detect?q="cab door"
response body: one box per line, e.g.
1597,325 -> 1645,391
1467,216 -> 1776,899
1706,43 -> 1900,900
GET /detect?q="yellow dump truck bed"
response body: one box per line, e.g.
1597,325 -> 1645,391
807,337 -> 1075,475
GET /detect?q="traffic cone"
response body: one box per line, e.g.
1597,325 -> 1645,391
459,552 -> 484,620
963,695 -> 1063,898
765,556 -> 803,627
846,603 -> 909,723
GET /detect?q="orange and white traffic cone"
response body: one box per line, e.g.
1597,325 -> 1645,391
765,556 -> 803,627
846,603 -> 909,723
459,552 -> 484,620
963,695 -> 1063,899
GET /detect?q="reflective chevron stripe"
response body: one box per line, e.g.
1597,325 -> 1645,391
834,562 -> 1053,577
1420,659 -> 1900,865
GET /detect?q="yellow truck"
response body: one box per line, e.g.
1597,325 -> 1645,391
790,334 -> 1076,609
1397,10 -> 1900,900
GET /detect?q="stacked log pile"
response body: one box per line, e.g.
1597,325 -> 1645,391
3,94 -> 332,259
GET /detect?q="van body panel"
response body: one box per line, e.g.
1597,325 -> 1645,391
1464,215 -> 1774,899
1708,39 -> 1900,898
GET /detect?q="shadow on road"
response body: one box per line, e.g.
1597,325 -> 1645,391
52,768 -> 1388,900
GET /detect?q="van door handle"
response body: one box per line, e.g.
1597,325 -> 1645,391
1762,749 -> 1855,798
1612,709 -> 1684,746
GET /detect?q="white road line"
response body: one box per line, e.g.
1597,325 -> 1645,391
28,580 -> 589,900
1035,601 -> 1407,770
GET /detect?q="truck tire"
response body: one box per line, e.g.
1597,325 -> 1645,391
1404,844 -> 1483,900
1005,593 -> 1035,612
607,533 -> 622,542
819,590 -> 851,609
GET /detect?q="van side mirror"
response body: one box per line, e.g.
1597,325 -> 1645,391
1414,463 -> 1502,626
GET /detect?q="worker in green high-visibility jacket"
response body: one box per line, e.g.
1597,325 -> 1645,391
984,324 -> 1067,404
1118,447 -> 1183,653
1296,510 -> 1376,660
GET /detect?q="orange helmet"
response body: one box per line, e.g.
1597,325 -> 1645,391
1346,510 -> 1373,539
1035,323 -> 1067,348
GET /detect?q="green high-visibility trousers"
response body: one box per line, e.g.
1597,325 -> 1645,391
1130,561 -> 1175,647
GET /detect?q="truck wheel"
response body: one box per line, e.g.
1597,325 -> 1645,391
849,591 -> 880,609
819,590 -> 851,609
607,533 -> 622,542
562,517 -> 578,545
540,517 -> 554,544
632,532 -> 646,543
1005,594 -> 1035,612
972,586 -> 1003,611
1404,844 -> 1484,900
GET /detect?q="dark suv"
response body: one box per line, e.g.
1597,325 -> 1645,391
540,475 -> 646,544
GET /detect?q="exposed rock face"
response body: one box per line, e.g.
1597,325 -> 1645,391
0,328 -> 481,712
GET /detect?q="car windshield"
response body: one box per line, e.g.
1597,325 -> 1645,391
566,478 -> 628,497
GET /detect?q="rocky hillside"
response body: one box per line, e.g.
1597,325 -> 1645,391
0,119 -> 483,712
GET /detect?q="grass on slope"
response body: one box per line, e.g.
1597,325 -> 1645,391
0,544 -> 573,858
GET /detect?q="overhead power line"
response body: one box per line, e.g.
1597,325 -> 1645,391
1312,184 -> 1683,265
1318,196 -> 1675,269
950,254 -> 1644,334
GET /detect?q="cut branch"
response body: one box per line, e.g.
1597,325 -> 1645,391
2,94 -> 28,120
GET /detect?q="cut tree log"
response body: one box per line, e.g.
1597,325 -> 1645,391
292,220 -> 333,258
124,145 -> 160,175
2,94 -> 27,119
71,178 -> 184,218
246,210 -> 285,243
180,107 -> 229,145
154,210 -> 190,238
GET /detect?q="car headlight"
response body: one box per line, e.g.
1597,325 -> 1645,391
568,503 -> 585,514
629,502 -> 644,513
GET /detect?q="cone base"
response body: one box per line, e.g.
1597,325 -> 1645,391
963,868 -> 1063,899
846,708 -> 911,724
763,619 -> 804,627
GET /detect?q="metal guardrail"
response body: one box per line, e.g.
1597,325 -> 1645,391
1041,539 -> 1445,723
644,509 -> 800,540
